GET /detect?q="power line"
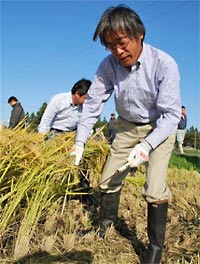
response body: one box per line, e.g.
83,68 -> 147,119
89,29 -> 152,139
3,35 -> 93,78
145,1 -> 192,23
136,1 -> 160,13
1,1 -> 195,116
4,44 -> 96,82
3,1 -> 193,82
3,1 -> 160,80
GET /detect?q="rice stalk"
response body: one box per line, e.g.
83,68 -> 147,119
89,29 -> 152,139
1,127 -> 199,263
14,175 -> 51,258
0,128 -> 108,260
0,166 -> 41,235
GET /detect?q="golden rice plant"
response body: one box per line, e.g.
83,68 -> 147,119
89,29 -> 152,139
0,127 -> 109,260
0,127 -> 199,263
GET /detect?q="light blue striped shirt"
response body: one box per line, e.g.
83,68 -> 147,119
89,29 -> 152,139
38,92 -> 82,133
76,43 -> 181,149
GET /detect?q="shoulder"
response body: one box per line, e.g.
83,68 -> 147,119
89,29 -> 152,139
13,102 -> 22,110
142,43 -> 180,79
50,92 -> 70,102
97,54 -> 118,75
144,43 -> 178,67
100,54 -> 118,66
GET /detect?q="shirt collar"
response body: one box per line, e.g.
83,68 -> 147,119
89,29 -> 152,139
137,43 -> 146,65
129,43 -> 146,72
130,61 -> 140,72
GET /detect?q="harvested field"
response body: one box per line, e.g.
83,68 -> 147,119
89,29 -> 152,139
0,128 -> 199,264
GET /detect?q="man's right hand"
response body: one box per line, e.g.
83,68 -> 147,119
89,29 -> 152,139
70,142 -> 84,166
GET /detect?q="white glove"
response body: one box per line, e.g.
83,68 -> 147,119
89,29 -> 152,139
70,142 -> 84,166
127,141 -> 152,168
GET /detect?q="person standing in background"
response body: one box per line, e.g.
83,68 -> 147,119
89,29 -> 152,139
108,113 -> 117,144
176,106 -> 187,154
8,96 -> 25,128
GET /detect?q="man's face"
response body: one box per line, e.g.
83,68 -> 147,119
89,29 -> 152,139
73,92 -> 87,105
9,100 -> 16,107
181,108 -> 186,115
105,31 -> 143,67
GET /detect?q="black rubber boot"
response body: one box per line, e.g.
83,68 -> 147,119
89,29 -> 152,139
98,191 -> 121,238
142,202 -> 168,264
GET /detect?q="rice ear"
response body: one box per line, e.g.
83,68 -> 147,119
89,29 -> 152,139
0,127 -> 108,259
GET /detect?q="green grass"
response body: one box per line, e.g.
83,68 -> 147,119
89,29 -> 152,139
169,152 -> 200,172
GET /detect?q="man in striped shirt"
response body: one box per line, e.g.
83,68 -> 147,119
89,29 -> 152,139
72,5 -> 181,263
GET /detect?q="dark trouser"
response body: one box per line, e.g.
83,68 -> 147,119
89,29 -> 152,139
108,128 -> 116,144
48,128 -> 66,139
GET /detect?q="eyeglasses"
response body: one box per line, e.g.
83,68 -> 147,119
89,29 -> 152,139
105,38 -> 130,51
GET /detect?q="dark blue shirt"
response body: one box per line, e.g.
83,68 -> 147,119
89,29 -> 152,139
178,116 -> 187,130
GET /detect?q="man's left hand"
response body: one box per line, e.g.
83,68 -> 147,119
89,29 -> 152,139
127,141 -> 152,168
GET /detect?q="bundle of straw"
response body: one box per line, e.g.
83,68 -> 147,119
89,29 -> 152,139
0,127 -> 109,259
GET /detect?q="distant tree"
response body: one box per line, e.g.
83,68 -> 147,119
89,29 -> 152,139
184,126 -> 200,150
26,112 -> 36,131
26,102 -> 47,132
35,102 -> 47,125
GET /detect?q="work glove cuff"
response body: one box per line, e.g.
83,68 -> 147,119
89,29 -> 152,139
140,140 -> 152,154
76,141 -> 84,147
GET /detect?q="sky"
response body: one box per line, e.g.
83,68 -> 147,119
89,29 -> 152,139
1,0 -> 200,129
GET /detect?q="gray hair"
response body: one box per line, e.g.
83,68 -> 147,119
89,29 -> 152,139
93,5 -> 146,46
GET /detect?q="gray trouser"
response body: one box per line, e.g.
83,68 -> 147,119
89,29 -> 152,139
176,129 -> 186,145
100,117 -> 175,203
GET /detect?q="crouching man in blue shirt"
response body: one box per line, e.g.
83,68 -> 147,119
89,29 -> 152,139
38,79 -> 92,203
38,79 -> 91,136
72,5 -> 181,263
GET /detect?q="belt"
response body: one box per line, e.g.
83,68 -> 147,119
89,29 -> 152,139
51,127 -> 77,132
51,128 -> 64,133
132,121 -> 154,126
